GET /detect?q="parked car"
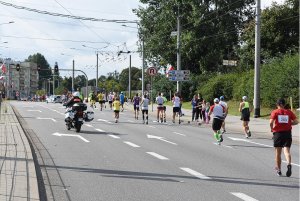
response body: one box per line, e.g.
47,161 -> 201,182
46,95 -> 55,103
54,95 -> 62,103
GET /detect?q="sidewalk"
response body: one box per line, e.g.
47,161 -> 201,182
124,102 -> 299,144
0,101 -> 39,200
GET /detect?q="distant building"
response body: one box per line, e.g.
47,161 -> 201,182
0,59 -> 39,99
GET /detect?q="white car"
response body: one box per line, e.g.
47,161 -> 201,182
46,95 -> 55,103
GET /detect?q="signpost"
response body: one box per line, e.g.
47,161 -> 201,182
168,70 -> 190,81
147,67 -> 157,112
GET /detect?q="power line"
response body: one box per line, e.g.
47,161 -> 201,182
0,0 -> 137,24
0,34 -> 108,43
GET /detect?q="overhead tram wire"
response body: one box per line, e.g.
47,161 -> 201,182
0,0 -> 137,24
52,0 -> 112,47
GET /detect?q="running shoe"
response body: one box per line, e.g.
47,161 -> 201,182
247,130 -> 251,137
214,133 -> 219,141
146,121 -> 148,124
286,165 -> 292,177
222,129 -> 226,134
219,134 -> 223,142
275,167 -> 282,176
172,120 -> 175,123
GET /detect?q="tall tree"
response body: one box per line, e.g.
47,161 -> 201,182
119,67 -> 142,91
239,0 -> 299,68
136,0 -> 255,73
26,53 -> 52,89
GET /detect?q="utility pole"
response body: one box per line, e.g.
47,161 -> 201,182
254,0 -> 261,118
96,52 -> 99,90
142,39 -> 145,96
129,55 -> 131,99
72,60 -> 74,92
176,4 -> 181,93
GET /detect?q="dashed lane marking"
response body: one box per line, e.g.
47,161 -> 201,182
213,142 -> 234,149
85,124 -> 93,127
147,125 -> 156,129
108,134 -> 120,139
95,128 -> 105,132
180,168 -> 211,180
124,141 -> 140,148
146,152 -> 169,160
173,132 -> 186,136
230,192 -> 259,201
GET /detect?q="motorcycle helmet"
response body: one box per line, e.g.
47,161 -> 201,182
73,92 -> 80,97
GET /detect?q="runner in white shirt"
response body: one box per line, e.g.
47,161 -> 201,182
140,95 -> 150,124
107,92 -> 114,110
219,96 -> 228,134
172,92 -> 182,124
209,98 -> 226,145
156,92 -> 165,123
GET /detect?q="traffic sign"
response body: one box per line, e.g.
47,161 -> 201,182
168,70 -> 190,81
147,67 -> 157,76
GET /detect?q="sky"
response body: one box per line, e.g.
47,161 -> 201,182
0,0 -> 285,80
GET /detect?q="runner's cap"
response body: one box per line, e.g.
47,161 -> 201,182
214,98 -> 219,103
276,98 -> 285,105
242,96 -> 247,100
220,96 -> 224,101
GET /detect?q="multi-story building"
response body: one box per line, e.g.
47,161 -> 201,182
0,59 -> 39,99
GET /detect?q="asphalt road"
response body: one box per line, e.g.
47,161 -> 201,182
11,101 -> 300,201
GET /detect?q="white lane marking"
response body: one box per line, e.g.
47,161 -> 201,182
173,132 -> 186,136
37,117 -> 57,122
124,141 -> 140,148
228,137 -> 272,148
52,132 -> 90,142
180,168 -> 211,180
108,134 -> 120,139
147,134 -> 177,145
85,124 -> 93,127
95,128 -> 105,132
97,119 -> 113,124
28,110 -> 42,112
127,120 -> 134,122
231,192 -> 259,201
146,152 -> 169,160
147,125 -> 156,128
282,161 -> 300,167
213,142 -> 233,149
23,106 -> 34,108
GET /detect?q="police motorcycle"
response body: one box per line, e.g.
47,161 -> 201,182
64,92 -> 94,133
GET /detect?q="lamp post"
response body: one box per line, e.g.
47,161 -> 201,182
121,24 -> 145,96
61,53 -> 75,92
118,51 -> 131,99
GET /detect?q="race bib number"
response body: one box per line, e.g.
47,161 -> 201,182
278,115 -> 289,123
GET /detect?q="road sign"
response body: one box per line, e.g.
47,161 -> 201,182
147,67 -> 157,76
168,70 -> 190,81
223,60 -> 237,66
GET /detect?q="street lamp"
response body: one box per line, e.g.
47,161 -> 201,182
121,23 -> 145,96
118,51 -> 132,99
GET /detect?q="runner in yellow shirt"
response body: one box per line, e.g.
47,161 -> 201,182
97,92 -> 105,111
112,96 -> 121,123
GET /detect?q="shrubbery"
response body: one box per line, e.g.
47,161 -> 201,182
197,54 -> 299,108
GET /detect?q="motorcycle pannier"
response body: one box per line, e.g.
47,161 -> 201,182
84,111 -> 94,122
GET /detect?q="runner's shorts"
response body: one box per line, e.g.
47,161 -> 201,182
109,101 -> 112,104
134,105 -> 140,111
212,118 -> 224,131
173,107 -> 180,113
273,131 -> 292,147
142,109 -> 148,115
99,100 -> 105,104
114,110 -> 120,113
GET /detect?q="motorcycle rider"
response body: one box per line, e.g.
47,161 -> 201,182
63,91 -> 83,107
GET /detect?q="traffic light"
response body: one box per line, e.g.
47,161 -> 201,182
16,64 -> 20,71
54,62 -> 58,73
37,65 -> 41,72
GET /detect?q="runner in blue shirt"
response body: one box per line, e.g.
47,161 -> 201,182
119,92 -> 125,112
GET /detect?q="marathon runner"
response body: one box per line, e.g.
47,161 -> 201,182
107,92 -> 114,110
132,93 -> 141,120
156,92 -> 165,123
209,98 -> 226,145
219,96 -> 228,134
172,92 -> 181,124
239,96 -> 252,138
140,94 -> 149,124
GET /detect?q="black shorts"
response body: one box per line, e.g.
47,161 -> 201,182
212,118 -> 224,131
109,101 -> 112,104
241,114 -> 250,121
134,105 -> 140,111
142,110 -> 148,115
173,107 -> 180,113
99,100 -> 105,104
273,131 -> 292,147
114,110 -> 119,113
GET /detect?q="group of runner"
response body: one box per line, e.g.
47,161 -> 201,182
86,90 -> 298,177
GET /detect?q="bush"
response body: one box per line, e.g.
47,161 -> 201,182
197,73 -> 238,102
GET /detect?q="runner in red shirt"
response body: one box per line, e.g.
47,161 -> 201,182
270,98 -> 298,177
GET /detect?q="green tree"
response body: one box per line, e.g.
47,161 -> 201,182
239,0 -> 299,67
119,67 -> 142,91
136,0 -> 255,73
26,53 -> 52,89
